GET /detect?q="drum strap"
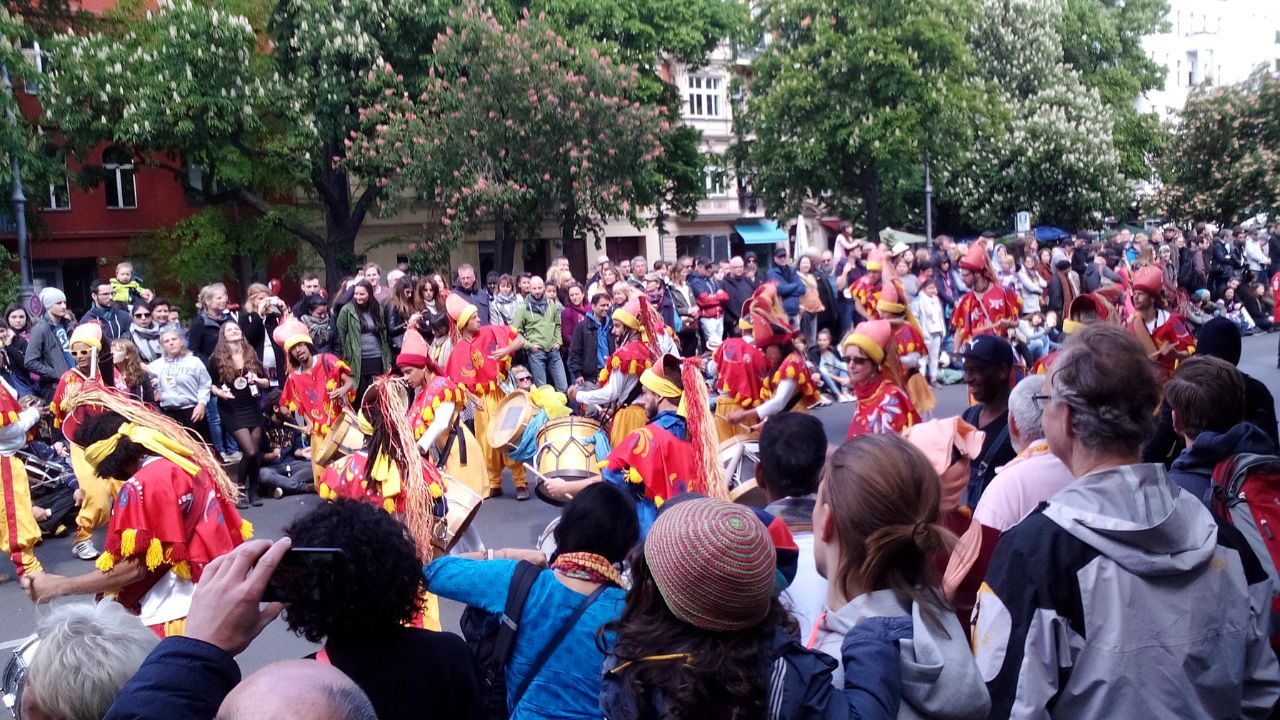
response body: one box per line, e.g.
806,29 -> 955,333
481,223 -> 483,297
438,416 -> 467,466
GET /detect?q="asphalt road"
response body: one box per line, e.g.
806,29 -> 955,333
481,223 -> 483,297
1,333 -> 1276,673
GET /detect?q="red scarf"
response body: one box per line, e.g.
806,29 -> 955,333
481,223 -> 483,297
551,552 -> 622,587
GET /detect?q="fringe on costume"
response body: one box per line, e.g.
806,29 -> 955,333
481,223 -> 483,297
680,357 -> 728,501
365,376 -> 445,562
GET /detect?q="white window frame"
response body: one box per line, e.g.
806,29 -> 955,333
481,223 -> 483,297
705,164 -> 728,197
47,178 -> 70,211
686,75 -> 723,118
20,40 -> 49,95
103,147 -> 138,210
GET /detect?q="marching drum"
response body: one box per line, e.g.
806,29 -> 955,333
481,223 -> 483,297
719,435 -> 767,507
536,516 -> 560,559
1,634 -> 38,719
487,390 -> 535,451
441,473 -> 484,553
535,417 -> 603,480
314,409 -> 365,466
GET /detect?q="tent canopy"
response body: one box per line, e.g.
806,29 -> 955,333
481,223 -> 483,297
1034,226 -> 1070,242
734,220 -> 788,245
878,227 -> 928,246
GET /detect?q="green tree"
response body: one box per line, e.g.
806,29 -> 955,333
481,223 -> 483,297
349,7 -> 668,262
1152,69 -> 1280,223
938,0 -> 1129,230
738,0 -> 981,235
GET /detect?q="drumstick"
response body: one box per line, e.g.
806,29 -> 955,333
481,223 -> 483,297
283,422 -> 309,433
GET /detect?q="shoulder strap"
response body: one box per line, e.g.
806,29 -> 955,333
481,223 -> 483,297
510,583 -> 608,710
494,560 -> 542,665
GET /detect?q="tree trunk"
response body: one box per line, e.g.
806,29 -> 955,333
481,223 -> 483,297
495,215 -> 516,274
860,166 -> 882,240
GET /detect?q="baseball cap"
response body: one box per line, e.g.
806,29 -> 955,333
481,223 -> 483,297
773,247 -> 789,259
955,335 -> 1015,366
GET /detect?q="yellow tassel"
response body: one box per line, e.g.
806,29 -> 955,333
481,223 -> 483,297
121,528 -> 138,557
172,561 -> 192,580
383,498 -> 396,514
144,538 -> 166,571
96,551 -> 116,572
654,495 -> 665,508
431,397 -> 441,409
429,483 -> 443,498
612,356 -> 621,369
786,366 -> 796,379
240,520 -> 254,541
625,466 -> 643,485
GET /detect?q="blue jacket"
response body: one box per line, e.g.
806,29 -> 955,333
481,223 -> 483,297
104,637 -> 239,720
767,265 -> 805,316
1169,422 -> 1276,507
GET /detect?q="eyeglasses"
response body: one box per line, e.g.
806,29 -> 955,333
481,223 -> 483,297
1031,394 -> 1054,411
134,312 -> 150,318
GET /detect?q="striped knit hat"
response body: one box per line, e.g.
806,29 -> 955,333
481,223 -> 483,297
644,498 -> 775,632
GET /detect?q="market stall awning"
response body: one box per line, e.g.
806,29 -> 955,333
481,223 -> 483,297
878,227 -> 928,245
1035,226 -> 1070,242
734,220 -> 788,245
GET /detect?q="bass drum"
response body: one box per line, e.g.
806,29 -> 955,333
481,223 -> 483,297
1,634 -> 39,718
536,516 -> 560,560
719,435 -> 767,507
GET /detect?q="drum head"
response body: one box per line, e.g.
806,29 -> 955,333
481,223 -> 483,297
488,390 -> 532,449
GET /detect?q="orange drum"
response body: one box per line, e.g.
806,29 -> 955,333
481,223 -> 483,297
535,416 -> 604,480
488,390 -> 535,451
314,409 -> 365,466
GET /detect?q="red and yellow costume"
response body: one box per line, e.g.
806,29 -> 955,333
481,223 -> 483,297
712,335 -> 767,441
761,351 -> 822,410
1125,266 -> 1196,384
743,285 -> 820,419
951,243 -> 1021,347
409,375 -> 464,443
276,318 -> 354,479
578,294 -> 664,447
0,382 -> 42,577
444,298 -> 524,492
842,320 -> 921,439
318,448 -> 446,517
849,274 -> 882,320
879,282 -> 935,415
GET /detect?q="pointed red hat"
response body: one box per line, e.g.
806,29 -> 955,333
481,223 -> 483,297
395,328 -> 440,373
1132,266 -> 1164,296
272,318 -> 313,352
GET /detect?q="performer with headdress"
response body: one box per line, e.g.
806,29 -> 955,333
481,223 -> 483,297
569,292 -> 665,447
1125,265 -> 1195,384
951,242 -> 1022,347
1031,290 -> 1122,374
0,376 -> 46,578
50,323 -> 118,560
23,385 -> 251,637
543,354 -> 726,536
444,293 -> 527,499
849,245 -> 890,321
396,328 -> 485,497
841,319 -> 921,438
724,285 -> 822,428
711,315 -> 769,441
275,318 -> 355,481
877,282 -> 936,415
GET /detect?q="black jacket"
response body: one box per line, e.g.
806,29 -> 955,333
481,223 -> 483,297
104,637 -> 238,720
451,284 -> 491,327
82,304 -> 131,340
568,314 -> 615,382
722,274 -> 758,336
186,312 -> 235,362
239,312 -> 285,379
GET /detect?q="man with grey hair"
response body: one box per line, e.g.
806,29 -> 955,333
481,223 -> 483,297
629,255 -> 647,285
21,601 -> 159,720
975,325 -> 1280,719
970,375 -> 1076,532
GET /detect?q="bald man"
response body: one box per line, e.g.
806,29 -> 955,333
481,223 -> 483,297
218,661 -> 376,720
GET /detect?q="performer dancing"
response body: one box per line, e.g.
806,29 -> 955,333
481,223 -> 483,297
951,242 -> 1021,347
849,246 -> 890,321
275,318 -> 355,481
877,283 -> 936,414
711,316 -> 768,441
50,323 -> 116,561
544,354 -> 725,536
1125,265 -> 1195,384
317,377 -> 448,629
24,385 -> 250,637
724,285 -> 822,428
0,378 -> 46,578
444,294 -> 527,499
569,293 -> 664,447
841,319 -> 921,438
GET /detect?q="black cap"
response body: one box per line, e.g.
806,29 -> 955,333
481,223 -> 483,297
773,247 -> 789,259
956,335 -> 1015,366
744,251 -> 757,261
980,231 -> 996,239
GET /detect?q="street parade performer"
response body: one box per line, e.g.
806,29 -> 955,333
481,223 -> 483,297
1125,265 -> 1195,384
50,322 -> 117,561
0,377 -> 47,578
849,246 -> 891,321
444,293 -> 527,499
952,242 -> 1021,347
724,284 -> 822,429
842,319 -> 921,439
711,316 -> 768,441
543,354 -> 725,535
275,318 -> 355,480
24,384 -> 250,636
877,282 -> 936,414
569,293 -> 665,447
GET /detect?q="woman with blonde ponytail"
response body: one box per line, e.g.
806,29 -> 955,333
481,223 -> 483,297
809,433 -> 990,719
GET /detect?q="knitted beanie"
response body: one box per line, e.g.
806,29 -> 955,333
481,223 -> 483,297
644,498 -> 776,632
38,287 -> 66,311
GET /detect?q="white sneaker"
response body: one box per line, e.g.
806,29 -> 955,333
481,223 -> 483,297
72,540 -> 100,560
222,451 -> 243,464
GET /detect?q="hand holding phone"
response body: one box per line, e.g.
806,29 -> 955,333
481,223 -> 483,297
185,537 -> 292,657
261,547 -> 346,604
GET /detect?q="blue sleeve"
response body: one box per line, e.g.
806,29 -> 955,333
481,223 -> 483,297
422,556 -> 519,613
834,617 -> 909,719
103,637 -> 240,720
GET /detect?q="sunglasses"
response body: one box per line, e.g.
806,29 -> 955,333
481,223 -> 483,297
134,312 -> 151,318
70,349 -> 92,357
515,376 -> 533,383
847,356 -> 875,366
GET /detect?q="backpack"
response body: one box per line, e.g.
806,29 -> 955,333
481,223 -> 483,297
1211,453 -> 1280,649
460,560 -> 542,720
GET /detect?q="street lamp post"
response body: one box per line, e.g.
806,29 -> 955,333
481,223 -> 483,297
924,150 -> 934,243
1,64 -> 33,307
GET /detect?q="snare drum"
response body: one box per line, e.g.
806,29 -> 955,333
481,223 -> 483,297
535,416 -> 604,480
719,435 -> 765,507
488,390 -> 535,451
314,409 -> 365,466
442,474 -> 484,553
1,634 -> 39,719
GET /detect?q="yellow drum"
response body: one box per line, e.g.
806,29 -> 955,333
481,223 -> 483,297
442,474 -> 484,552
535,416 -> 604,480
488,390 -> 535,451
314,409 -> 364,466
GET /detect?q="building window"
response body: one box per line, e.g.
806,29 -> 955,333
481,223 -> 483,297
47,179 -> 70,211
705,164 -> 727,197
686,75 -> 723,118
103,146 -> 137,209
20,40 -> 48,94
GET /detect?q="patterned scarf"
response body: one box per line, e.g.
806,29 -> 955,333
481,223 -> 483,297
551,552 -> 622,587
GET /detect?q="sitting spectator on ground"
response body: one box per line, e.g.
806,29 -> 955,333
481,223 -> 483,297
21,601 -> 159,720
973,324 -> 1280,719
282,500 -> 482,720
258,391 -> 315,498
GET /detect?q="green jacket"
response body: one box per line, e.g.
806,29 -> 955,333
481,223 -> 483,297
513,299 -> 562,349
336,302 -> 392,378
